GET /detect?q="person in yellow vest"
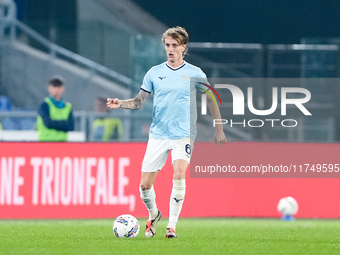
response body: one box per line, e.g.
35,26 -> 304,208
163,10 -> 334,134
92,96 -> 123,141
37,76 -> 74,141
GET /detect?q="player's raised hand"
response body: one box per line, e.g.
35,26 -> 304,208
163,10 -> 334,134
106,98 -> 121,109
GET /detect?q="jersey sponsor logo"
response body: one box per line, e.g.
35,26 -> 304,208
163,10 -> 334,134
158,76 -> 166,80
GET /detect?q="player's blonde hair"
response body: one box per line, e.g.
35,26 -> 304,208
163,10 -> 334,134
162,26 -> 189,56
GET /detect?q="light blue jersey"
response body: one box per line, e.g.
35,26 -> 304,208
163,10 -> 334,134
141,61 -> 208,140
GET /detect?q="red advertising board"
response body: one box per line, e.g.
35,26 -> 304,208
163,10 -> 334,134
0,142 -> 339,219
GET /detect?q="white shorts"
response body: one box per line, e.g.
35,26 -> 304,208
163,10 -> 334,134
141,137 -> 192,173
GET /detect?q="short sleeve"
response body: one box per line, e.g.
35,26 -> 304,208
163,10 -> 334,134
141,69 -> 153,93
195,68 -> 210,93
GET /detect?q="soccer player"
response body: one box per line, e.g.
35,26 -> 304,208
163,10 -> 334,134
107,26 -> 226,238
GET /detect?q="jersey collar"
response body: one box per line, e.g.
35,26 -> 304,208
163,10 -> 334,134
166,61 -> 186,71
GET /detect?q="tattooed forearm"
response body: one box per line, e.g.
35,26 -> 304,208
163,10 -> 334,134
120,90 -> 150,110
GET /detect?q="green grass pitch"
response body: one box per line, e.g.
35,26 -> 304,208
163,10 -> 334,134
1,218 -> 340,255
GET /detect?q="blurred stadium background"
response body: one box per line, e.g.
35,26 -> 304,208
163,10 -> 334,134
1,0 -> 340,142
1,0 -> 340,221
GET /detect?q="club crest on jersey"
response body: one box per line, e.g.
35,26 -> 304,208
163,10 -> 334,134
182,75 -> 191,83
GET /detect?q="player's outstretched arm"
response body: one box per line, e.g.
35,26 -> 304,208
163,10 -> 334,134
207,93 -> 227,145
107,90 -> 150,110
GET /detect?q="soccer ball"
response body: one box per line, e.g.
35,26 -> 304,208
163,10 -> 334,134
112,214 -> 140,238
277,196 -> 298,216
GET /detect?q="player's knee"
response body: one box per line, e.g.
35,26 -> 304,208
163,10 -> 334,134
140,183 -> 152,191
173,168 -> 186,180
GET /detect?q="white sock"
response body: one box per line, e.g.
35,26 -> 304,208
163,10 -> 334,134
139,186 -> 158,220
167,179 -> 186,230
